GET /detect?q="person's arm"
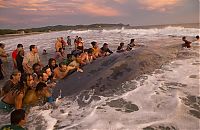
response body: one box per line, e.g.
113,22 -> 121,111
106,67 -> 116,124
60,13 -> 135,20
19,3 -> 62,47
60,70 -> 69,79
53,69 -> 58,80
37,54 -> 43,67
22,55 -> 32,73
0,51 -> 9,57
74,42 -> 77,50
107,48 -> 113,54
15,92 -> 24,109
1,63 -> 5,76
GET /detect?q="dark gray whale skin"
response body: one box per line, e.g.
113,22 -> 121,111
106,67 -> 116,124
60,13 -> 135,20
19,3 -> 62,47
53,45 -> 180,99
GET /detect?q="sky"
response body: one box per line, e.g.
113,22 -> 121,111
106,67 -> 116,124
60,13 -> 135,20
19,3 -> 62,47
0,0 -> 199,29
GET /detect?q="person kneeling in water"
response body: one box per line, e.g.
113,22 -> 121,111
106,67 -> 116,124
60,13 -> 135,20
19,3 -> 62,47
23,82 -> 52,107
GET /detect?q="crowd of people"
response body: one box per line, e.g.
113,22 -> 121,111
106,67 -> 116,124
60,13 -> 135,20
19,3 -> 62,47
0,34 -> 199,129
0,35 -> 138,129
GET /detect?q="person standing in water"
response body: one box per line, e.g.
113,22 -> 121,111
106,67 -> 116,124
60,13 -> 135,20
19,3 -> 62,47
67,36 -> 72,46
23,45 -> 42,73
182,36 -> 191,48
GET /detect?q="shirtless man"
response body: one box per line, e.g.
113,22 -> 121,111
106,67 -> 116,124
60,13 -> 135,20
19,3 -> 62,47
0,83 -> 24,112
54,62 -> 75,80
1,70 -> 21,97
91,41 -> 101,58
55,37 -> 62,52
100,43 -> 113,56
23,82 -> 51,106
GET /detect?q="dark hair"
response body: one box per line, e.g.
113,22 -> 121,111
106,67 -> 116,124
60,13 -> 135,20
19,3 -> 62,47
11,109 -> 26,125
103,43 -> 108,46
85,48 -> 93,54
37,71 -> 45,80
130,39 -> 135,43
42,66 -> 50,73
182,36 -> 186,40
120,42 -> 124,46
36,82 -> 47,92
196,35 -> 199,39
10,70 -> 21,79
17,44 -> 23,48
21,73 -> 32,83
59,62 -> 66,68
67,54 -> 73,59
48,58 -> 56,66
91,41 -> 97,47
32,63 -> 40,71
59,48 -> 63,52
29,45 -> 36,51
0,43 -> 5,48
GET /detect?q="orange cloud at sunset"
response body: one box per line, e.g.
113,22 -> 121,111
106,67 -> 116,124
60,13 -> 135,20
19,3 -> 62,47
0,0 -> 120,17
80,2 -> 120,16
138,0 -> 181,12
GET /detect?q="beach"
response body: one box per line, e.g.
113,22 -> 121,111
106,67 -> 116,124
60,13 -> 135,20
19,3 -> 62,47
0,26 -> 199,130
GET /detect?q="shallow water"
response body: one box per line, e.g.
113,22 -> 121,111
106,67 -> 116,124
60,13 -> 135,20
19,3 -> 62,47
0,26 -> 199,130
12,49 -> 198,130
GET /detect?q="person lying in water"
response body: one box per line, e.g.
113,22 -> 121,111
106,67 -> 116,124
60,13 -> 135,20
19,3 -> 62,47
23,82 -> 51,107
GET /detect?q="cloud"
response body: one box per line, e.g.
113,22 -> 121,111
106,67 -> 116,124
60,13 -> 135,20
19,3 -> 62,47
0,0 -> 121,17
113,0 -> 127,4
80,2 -> 120,16
138,0 -> 181,12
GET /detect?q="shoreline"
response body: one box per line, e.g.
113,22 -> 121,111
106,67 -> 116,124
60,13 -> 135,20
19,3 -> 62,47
0,32 -> 44,41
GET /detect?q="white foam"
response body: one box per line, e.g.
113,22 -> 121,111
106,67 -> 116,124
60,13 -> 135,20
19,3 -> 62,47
1,26 -> 199,54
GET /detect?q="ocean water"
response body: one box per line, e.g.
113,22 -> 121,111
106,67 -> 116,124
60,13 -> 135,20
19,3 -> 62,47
0,26 -> 199,130
1,26 -> 199,54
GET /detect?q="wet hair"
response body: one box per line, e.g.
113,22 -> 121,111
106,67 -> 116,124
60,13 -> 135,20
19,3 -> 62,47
196,35 -> 199,39
42,66 -> 50,73
58,48 -> 63,52
48,58 -> 56,66
21,73 -> 32,84
85,48 -> 93,54
37,71 -> 45,80
103,43 -> 108,46
0,43 -> 5,48
29,45 -> 36,51
182,36 -> 186,40
78,37 -> 82,42
130,39 -> 135,43
91,41 -> 97,47
32,63 -> 40,71
120,42 -> 124,46
17,44 -> 23,48
36,82 -> 47,92
11,109 -> 26,125
59,62 -> 66,68
10,70 -> 21,79
67,54 -> 73,59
